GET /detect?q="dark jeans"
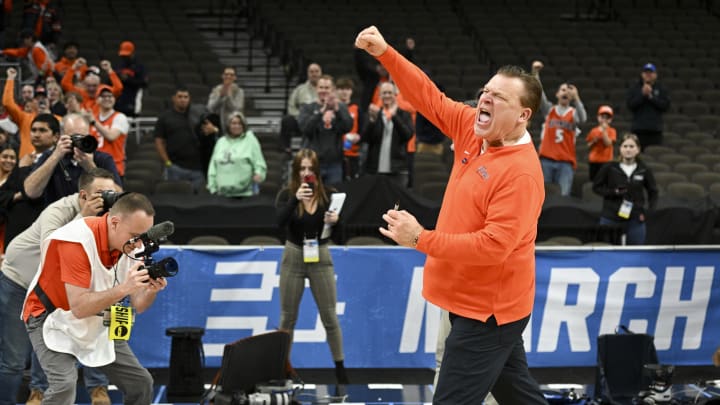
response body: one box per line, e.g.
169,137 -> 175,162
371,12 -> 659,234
434,314 -> 547,405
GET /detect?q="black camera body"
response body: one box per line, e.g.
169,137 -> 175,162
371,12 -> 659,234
100,190 -> 128,213
144,257 -> 178,280
71,134 -> 98,154
134,231 -> 179,280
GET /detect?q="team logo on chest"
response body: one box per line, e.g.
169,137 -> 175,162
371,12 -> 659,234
476,166 -> 489,180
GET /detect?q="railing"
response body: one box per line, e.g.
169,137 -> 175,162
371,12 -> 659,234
128,117 -> 158,144
206,0 -> 306,114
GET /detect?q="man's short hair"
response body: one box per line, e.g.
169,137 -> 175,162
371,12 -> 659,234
318,74 -> 335,85
336,77 -> 354,90
109,192 -> 155,217
78,168 -> 115,191
31,114 -> 60,134
496,65 -> 542,117
174,86 -> 190,95
63,41 -> 79,51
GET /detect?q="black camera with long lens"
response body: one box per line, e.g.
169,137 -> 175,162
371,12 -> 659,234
71,134 -> 98,153
133,221 -> 179,280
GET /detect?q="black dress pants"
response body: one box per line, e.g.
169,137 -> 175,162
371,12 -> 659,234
433,314 -> 547,405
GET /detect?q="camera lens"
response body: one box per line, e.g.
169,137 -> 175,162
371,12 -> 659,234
146,257 -> 179,279
71,134 -> 98,153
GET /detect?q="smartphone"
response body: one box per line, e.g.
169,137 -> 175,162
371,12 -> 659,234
303,174 -> 316,191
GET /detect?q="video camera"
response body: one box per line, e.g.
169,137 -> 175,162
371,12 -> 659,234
133,221 -> 179,280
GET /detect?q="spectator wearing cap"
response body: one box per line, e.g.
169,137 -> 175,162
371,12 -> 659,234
116,41 -> 148,117
0,29 -> 54,81
626,63 -> 670,150
207,66 -> 244,132
586,105 -> 617,181
90,85 -> 129,177
61,58 -> 123,112
2,67 -> 54,159
54,41 -> 87,81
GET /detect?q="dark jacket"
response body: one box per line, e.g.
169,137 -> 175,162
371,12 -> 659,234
31,150 -> 122,207
361,107 -> 413,175
115,56 -> 148,117
298,102 -> 353,165
593,160 -> 659,221
626,80 -> 671,132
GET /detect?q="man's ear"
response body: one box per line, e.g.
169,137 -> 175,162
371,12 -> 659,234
519,108 -> 532,123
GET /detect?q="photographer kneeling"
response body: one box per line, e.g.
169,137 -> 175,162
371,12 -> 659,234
23,193 -> 167,404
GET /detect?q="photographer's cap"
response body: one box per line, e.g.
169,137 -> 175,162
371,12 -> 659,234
642,63 -> 656,72
598,105 -> 613,117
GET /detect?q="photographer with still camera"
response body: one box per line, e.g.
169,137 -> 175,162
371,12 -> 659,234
23,193 -> 169,404
24,113 -> 122,207
0,168 -> 117,404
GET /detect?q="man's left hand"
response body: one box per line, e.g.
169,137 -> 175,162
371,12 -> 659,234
146,277 -> 167,293
379,209 -> 423,247
74,149 -> 96,170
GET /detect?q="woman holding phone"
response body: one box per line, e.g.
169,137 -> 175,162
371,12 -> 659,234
275,148 -> 348,383
592,133 -> 658,245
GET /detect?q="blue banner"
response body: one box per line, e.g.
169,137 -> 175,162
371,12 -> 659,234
132,247 -> 720,369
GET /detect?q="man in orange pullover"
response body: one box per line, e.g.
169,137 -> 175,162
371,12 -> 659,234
357,26 -> 548,404
61,59 -> 123,112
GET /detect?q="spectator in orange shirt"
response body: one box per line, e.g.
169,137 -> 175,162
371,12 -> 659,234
533,60 -> 587,196
357,26 -> 548,405
586,105 -> 617,181
90,85 -> 129,177
2,67 -> 53,159
54,41 -> 87,81
0,29 -> 54,82
61,59 -> 123,112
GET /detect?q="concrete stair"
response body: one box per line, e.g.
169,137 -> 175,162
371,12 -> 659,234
185,9 -> 294,134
